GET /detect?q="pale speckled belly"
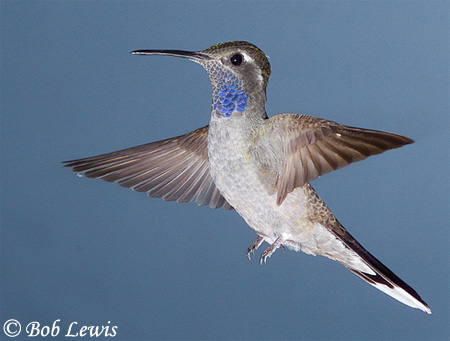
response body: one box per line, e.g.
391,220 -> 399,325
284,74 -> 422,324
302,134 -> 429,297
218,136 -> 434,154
209,159 -> 375,274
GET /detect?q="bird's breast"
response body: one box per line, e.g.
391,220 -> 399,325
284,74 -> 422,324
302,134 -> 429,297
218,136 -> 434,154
207,119 -> 310,242
207,120 -> 266,204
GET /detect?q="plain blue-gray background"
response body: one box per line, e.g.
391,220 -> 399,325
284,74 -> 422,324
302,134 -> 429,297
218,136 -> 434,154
1,1 -> 449,340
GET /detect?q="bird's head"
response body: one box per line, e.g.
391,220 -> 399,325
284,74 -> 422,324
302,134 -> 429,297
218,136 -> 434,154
132,41 -> 271,118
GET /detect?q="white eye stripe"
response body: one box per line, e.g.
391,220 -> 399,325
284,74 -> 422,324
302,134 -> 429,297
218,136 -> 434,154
240,52 -> 263,82
241,52 -> 251,63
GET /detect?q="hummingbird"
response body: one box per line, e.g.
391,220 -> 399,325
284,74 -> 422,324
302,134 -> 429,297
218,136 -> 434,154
64,41 -> 431,314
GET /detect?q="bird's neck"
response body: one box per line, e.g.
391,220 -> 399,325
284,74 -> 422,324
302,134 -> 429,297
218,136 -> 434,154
209,73 -> 267,121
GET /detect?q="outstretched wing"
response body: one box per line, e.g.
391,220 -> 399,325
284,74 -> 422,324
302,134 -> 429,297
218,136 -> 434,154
254,114 -> 414,205
63,126 -> 233,210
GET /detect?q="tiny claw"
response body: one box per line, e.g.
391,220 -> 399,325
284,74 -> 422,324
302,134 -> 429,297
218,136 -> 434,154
259,252 -> 268,265
259,237 -> 283,265
246,236 -> 264,260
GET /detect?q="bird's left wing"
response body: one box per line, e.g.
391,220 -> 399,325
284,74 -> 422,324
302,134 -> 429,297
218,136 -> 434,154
253,114 -> 413,205
63,126 -> 233,210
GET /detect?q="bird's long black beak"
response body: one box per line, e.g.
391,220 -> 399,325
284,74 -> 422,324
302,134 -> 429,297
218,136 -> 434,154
131,49 -> 211,61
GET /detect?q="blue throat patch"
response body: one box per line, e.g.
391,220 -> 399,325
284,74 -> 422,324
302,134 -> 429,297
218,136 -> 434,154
214,83 -> 248,117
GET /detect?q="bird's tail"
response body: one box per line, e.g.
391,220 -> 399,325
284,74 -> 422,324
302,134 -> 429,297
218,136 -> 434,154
337,231 -> 431,314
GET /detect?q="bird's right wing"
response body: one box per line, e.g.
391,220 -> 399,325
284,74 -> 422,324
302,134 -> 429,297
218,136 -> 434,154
63,126 -> 233,210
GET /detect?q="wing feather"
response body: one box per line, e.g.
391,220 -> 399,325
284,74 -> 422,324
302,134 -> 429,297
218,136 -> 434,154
254,114 -> 414,205
63,126 -> 233,210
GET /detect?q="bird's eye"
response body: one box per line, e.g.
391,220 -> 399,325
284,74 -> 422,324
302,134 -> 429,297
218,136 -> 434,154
230,53 -> 243,66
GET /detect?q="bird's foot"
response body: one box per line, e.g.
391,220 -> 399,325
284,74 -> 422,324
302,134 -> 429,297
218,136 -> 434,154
260,237 -> 283,264
246,236 -> 264,260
